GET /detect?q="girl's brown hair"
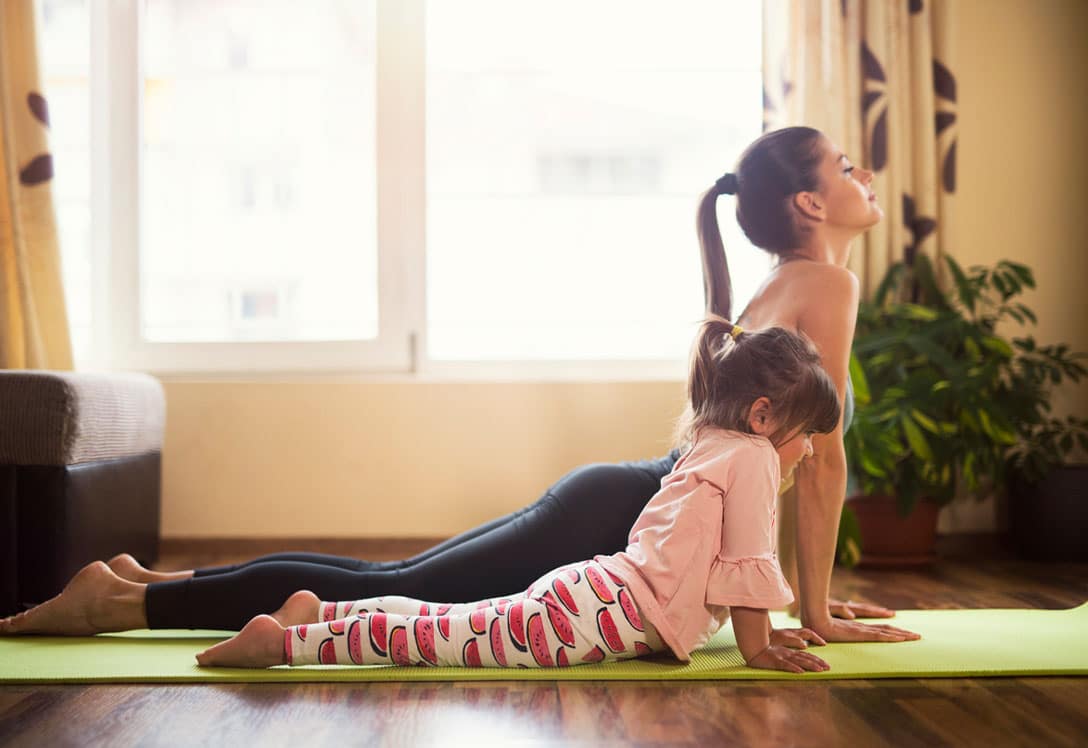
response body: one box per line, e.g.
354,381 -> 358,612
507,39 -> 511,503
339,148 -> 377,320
676,315 -> 841,448
697,126 -> 826,320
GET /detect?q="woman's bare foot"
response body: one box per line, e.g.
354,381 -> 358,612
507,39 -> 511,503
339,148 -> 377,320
107,553 -> 194,584
0,561 -> 148,636
195,614 -> 286,668
270,590 -> 321,628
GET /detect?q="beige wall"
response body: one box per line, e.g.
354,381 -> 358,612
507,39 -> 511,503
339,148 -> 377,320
161,381 -> 687,537
952,0 -> 1088,422
160,0 -> 1088,538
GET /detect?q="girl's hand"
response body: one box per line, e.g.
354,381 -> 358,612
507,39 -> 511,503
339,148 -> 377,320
747,644 -> 830,674
808,617 -> 921,644
769,627 -> 826,649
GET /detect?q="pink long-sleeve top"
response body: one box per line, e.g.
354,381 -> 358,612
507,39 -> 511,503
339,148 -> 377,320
596,427 -> 794,661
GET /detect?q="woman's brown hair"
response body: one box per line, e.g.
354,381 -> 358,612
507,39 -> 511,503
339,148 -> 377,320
676,315 -> 841,448
696,126 -> 826,320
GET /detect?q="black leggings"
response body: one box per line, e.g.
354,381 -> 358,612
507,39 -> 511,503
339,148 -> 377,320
145,451 -> 680,630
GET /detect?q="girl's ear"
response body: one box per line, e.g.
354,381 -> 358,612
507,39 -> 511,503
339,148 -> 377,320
747,397 -> 773,435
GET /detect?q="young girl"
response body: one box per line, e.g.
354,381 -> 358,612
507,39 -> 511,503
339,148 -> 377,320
195,317 -> 841,673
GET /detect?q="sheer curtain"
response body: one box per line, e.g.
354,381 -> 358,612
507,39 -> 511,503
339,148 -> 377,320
762,0 -> 959,298
0,0 -> 72,369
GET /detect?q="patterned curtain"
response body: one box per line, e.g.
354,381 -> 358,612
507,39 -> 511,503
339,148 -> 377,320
762,0 -> 959,300
0,0 -> 72,369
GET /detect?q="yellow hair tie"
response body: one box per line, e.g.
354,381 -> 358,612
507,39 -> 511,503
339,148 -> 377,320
730,324 -> 744,339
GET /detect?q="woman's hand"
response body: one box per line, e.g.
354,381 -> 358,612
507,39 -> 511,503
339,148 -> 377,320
807,617 -> 921,644
787,597 -> 897,620
769,627 -> 826,649
747,644 -> 830,674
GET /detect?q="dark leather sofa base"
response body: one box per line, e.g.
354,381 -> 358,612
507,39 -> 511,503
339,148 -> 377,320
0,452 -> 160,616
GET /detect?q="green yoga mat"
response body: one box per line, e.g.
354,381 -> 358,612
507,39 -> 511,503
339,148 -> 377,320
1,604 -> 1085,684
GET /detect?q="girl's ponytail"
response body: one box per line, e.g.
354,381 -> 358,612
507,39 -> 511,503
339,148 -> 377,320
687,315 -> 744,433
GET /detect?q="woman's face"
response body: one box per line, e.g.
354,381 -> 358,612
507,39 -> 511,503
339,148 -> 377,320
814,137 -> 883,229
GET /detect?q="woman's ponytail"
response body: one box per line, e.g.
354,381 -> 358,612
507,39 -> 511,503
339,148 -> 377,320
696,186 -> 734,321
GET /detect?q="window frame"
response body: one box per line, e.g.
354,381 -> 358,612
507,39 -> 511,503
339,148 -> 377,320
89,0 -> 423,375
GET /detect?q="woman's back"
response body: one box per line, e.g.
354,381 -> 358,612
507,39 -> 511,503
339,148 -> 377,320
735,259 -> 857,341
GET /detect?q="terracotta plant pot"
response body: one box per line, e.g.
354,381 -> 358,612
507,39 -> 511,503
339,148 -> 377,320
846,494 -> 941,568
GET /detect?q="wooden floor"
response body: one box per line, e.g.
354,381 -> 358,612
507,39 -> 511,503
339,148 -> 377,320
1,535 -> 1086,747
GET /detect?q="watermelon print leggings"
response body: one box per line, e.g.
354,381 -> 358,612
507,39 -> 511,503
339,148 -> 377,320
284,560 -> 666,668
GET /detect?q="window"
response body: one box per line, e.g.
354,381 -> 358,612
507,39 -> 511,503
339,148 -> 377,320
38,0 -> 767,376
140,0 -> 378,344
425,1 -> 768,363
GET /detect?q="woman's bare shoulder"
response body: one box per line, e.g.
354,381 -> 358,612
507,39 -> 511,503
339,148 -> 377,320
785,263 -> 859,316
740,262 -> 858,333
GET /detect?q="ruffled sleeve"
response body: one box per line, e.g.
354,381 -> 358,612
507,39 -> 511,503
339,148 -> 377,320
705,553 -> 794,609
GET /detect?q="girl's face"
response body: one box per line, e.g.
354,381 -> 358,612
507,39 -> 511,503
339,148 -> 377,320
746,398 -> 815,477
774,428 -> 815,479
815,137 -> 883,229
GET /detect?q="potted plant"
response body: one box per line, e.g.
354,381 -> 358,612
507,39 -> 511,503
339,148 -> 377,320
837,254 -> 1087,567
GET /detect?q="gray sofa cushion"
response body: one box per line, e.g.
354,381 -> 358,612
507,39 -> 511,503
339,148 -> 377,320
0,370 -> 165,466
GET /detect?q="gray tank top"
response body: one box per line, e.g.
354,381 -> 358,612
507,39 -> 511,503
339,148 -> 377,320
843,376 -> 855,433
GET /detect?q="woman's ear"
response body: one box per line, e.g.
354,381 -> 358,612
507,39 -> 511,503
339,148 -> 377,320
747,397 -> 773,435
792,191 -> 825,222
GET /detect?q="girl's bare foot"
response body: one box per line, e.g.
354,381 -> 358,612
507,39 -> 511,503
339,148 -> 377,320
0,562 -> 148,635
270,590 -> 321,627
195,614 -> 286,668
107,553 -> 194,584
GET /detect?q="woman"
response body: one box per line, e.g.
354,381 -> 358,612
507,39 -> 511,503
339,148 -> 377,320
0,126 -> 918,645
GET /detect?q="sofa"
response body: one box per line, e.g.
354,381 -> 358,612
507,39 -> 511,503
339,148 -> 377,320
0,370 -> 165,616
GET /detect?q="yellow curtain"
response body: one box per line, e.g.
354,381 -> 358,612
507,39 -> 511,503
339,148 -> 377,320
762,0 -> 959,299
0,0 -> 72,369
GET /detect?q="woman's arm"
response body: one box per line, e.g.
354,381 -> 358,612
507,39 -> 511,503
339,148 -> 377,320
792,265 -> 856,629
793,267 -> 919,643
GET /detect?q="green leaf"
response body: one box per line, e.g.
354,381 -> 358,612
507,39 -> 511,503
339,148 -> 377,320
978,409 -> 1018,445
1008,261 -> 1035,288
911,409 -> 940,434
944,255 -> 974,312
912,254 -> 947,308
860,454 -> 888,478
964,337 -> 981,360
902,416 -> 934,461
848,352 -> 872,406
981,336 -> 1014,357
837,506 -> 863,568
874,262 -> 907,306
932,381 -> 952,392
1016,304 -> 1037,324
901,304 -> 941,321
